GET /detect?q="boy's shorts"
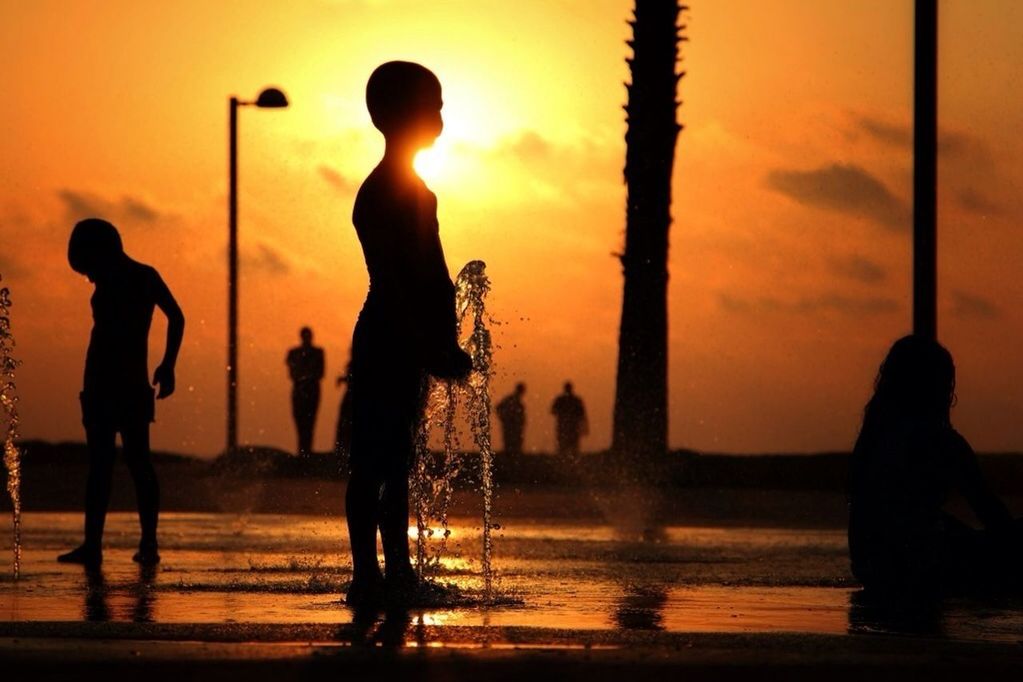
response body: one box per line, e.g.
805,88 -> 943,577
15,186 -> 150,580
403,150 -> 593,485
80,387 -> 155,431
348,314 -> 427,480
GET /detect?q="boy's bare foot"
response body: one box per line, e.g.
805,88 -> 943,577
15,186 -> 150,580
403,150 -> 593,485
384,566 -> 420,605
132,544 -> 160,566
346,573 -> 384,608
57,545 -> 102,567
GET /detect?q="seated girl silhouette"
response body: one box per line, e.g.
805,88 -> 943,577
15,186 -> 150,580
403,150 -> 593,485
849,335 -> 1022,594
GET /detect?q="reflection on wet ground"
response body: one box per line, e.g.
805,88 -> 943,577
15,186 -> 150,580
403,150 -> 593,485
1,512 -> 1021,643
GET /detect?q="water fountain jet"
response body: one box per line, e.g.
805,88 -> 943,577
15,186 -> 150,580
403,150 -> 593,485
413,260 -> 496,600
0,275 -> 22,579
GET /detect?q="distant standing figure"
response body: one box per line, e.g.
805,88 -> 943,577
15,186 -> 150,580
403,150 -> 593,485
496,382 -> 527,455
551,382 -> 588,457
286,327 -> 325,457
58,218 -> 185,568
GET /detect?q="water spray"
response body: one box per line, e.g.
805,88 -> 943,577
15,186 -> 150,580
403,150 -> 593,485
413,260 -> 496,599
0,274 -> 22,579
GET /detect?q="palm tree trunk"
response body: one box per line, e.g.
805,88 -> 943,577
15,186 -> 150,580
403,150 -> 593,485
612,0 -> 684,462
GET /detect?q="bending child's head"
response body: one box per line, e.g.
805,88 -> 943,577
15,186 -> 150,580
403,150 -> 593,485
366,61 -> 442,148
68,218 -> 123,280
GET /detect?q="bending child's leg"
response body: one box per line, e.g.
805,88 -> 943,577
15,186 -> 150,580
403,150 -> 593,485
84,425 -> 118,549
122,422 -> 160,563
58,424 -> 116,565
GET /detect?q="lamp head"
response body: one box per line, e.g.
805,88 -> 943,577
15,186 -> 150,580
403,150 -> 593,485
255,87 -> 289,108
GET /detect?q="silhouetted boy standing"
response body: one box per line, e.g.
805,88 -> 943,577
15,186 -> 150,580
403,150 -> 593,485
345,61 -> 471,606
59,218 -> 184,567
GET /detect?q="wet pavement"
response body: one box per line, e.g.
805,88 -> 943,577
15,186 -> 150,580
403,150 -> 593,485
0,512 -> 1021,643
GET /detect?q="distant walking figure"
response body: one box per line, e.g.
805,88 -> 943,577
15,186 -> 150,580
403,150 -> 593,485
551,382 -> 588,457
58,218 -> 184,567
849,335 -> 1023,595
286,326 -> 325,457
334,361 -> 353,459
345,61 -> 472,607
496,382 -> 527,455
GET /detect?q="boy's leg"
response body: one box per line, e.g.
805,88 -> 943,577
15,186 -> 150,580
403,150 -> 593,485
121,421 -> 160,557
379,373 -> 424,584
380,455 -> 413,580
346,464 -> 383,583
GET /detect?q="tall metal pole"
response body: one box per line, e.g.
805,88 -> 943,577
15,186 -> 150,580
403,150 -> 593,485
227,97 -> 239,453
914,0 -> 938,339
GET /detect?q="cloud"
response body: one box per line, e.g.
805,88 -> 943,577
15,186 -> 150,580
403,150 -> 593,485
857,117 -> 911,148
855,116 -> 992,160
503,131 -> 552,162
0,252 -> 26,279
719,292 -> 900,316
765,163 -> 909,230
950,290 -> 999,320
828,254 -> 887,284
58,189 -> 161,224
956,187 -> 1002,217
318,165 -> 356,195
241,242 -> 290,275
855,116 -> 1002,216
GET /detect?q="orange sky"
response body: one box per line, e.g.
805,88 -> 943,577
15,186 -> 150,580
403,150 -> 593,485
2,0 -> 1023,456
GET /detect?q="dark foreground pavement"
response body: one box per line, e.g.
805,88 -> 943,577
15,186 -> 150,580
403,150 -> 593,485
2,624 -> 1022,681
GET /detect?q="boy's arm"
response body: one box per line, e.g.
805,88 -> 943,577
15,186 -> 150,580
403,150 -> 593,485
152,271 -> 185,399
419,192 -> 470,379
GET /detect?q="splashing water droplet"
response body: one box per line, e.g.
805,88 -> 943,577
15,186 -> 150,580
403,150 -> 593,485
412,260 -> 496,600
0,275 -> 22,579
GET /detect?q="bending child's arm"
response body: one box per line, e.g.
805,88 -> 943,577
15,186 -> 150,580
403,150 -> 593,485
152,271 -> 185,399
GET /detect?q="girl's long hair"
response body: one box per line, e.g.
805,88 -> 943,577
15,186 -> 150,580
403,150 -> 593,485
858,335 -> 956,444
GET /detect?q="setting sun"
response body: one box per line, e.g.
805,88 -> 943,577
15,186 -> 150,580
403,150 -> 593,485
414,144 -> 447,184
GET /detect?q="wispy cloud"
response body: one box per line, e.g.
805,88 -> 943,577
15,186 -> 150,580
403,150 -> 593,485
855,115 -> 1002,216
719,292 -> 900,316
956,187 -> 1003,217
58,189 -> 161,224
503,131 -> 552,162
950,290 -> 1000,320
241,242 -> 291,275
318,165 -> 356,195
828,254 -> 887,284
766,163 -> 909,230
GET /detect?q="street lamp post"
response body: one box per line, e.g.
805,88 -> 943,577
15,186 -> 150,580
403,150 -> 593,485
227,87 -> 289,454
914,1 -> 937,340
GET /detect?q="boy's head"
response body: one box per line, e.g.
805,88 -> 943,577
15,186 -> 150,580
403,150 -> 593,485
366,61 -> 442,148
68,218 -> 123,280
